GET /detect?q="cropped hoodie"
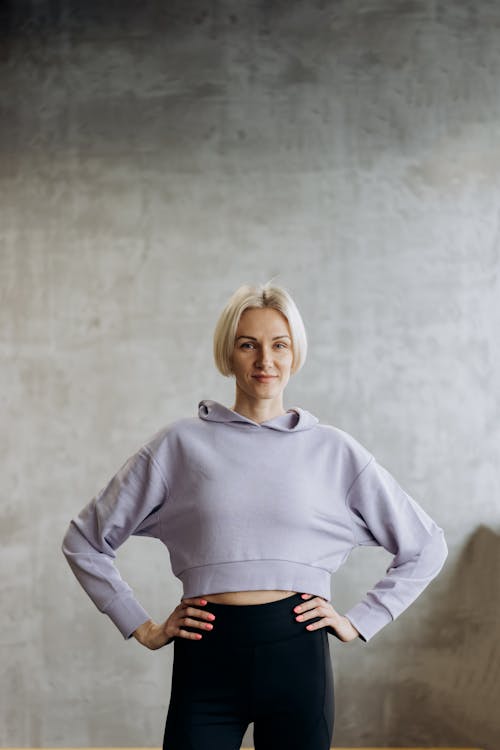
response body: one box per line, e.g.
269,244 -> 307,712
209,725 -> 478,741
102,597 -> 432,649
61,399 -> 448,643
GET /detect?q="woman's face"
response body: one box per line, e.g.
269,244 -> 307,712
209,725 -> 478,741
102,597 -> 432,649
230,307 -> 294,400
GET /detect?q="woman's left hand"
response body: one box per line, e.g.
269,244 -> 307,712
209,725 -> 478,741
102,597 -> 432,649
294,593 -> 360,642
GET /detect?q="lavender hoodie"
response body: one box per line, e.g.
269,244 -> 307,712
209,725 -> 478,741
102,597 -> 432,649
61,399 -> 448,643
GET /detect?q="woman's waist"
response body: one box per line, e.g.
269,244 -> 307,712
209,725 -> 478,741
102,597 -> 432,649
178,590 -> 314,645
202,589 -> 298,606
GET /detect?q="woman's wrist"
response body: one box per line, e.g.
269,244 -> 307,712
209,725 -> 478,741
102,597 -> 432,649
132,619 -> 155,644
133,620 -> 175,649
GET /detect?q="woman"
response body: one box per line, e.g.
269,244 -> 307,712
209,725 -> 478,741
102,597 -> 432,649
62,281 -> 448,750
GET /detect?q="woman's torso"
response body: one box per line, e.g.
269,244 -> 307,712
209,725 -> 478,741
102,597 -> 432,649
203,590 -> 298,605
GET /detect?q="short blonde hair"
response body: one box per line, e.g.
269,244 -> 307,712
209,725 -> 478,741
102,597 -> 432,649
213,280 -> 308,377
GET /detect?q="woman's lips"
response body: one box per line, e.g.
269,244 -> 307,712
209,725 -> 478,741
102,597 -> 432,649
253,376 -> 277,381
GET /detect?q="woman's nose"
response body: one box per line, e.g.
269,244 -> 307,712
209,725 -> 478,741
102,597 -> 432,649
256,349 -> 274,365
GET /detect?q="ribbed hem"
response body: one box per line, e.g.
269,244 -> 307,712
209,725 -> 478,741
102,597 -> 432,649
101,593 -> 153,640
179,559 -> 332,602
343,600 -> 394,643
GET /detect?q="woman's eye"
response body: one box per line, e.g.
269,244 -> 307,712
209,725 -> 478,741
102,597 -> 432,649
240,342 -> 287,349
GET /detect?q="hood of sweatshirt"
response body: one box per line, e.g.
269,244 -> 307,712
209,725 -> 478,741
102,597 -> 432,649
198,398 -> 319,432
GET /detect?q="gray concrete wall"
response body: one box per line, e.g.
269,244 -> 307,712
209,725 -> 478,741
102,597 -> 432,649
1,0 -> 499,747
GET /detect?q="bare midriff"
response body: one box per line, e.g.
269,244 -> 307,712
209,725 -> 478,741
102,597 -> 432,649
202,589 -> 298,605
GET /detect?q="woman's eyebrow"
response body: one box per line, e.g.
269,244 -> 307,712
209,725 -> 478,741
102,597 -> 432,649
235,335 -> 291,340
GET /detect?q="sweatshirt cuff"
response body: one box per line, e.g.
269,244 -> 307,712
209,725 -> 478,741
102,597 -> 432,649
101,593 -> 153,640
343,600 -> 394,643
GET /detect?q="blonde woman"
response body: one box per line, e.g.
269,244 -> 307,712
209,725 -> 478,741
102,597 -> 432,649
62,281 -> 448,749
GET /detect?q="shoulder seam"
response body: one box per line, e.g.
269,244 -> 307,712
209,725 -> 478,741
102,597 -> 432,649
142,445 -> 170,497
343,455 -> 374,545
345,454 -> 374,502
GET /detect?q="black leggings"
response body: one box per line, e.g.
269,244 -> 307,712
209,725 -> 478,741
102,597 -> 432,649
163,592 -> 334,750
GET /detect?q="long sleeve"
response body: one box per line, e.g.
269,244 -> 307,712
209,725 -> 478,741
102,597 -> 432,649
61,445 -> 168,640
342,455 -> 448,643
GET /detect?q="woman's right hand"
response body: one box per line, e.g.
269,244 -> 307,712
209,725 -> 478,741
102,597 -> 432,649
132,597 -> 216,650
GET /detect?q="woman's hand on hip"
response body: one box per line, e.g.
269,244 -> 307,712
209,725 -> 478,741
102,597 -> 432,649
132,597 -> 215,649
294,593 -> 360,643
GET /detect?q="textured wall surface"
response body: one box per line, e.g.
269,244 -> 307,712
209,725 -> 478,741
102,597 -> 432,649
1,0 -> 499,748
